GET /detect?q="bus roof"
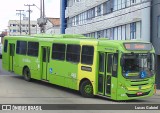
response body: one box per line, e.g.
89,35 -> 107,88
4,34 -> 152,51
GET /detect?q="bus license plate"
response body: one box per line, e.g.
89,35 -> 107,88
137,92 -> 143,96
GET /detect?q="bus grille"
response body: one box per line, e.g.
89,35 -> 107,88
126,91 -> 150,97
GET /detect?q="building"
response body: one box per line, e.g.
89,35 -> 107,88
8,20 -> 38,36
61,0 -> 151,41
151,0 -> 160,89
46,18 -> 60,34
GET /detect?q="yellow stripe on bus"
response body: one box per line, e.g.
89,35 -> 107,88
127,85 -> 152,91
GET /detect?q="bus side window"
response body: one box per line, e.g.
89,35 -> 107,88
112,53 -> 118,77
27,42 -> 39,57
52,43 -> 65,60
16,41 -> 27,55
66,44 -> 80,63
81,46 -> 94,65
4,40 -> 8,52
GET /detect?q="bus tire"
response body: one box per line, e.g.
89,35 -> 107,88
80,80 -> 94,98
23,67 -> 31,81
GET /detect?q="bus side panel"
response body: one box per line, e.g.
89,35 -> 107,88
14,54 -> 41,80
14,55 -> 26,76
27,57 -> 41,80
48,60 -> 78,90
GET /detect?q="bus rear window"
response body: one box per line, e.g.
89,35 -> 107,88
16,41 -> 27,55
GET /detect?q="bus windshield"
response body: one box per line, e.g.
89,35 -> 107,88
122,53 -> 155,79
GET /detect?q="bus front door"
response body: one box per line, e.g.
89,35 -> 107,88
98,53 -> 117,98
42,47 -> 50,81
9,44 -> 15,72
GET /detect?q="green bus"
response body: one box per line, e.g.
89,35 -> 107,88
2,34 -> 155,100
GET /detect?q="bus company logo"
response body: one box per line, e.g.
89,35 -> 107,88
2,105 -> 12,110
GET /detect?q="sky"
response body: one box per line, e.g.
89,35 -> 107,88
0,0 -> 60,32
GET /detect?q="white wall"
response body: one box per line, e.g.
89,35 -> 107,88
65,0 -> 151,42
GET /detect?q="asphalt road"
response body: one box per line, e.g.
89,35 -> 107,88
0,59 -> 160,113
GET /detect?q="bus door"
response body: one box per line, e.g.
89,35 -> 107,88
42,47 -> 50,81
9,43 -> 15,72
98,53 -> 118,98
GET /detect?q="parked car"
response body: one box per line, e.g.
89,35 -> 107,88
0,43 -> 2,58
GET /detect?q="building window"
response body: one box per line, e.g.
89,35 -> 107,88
104,0 -> 113,14
118,0 -> 122,10
122,25 -> 126,40
76,15 -> 79,25
52,44 -> 66,60
13,30 -> 16,32
81,46 -> 94,65
136,21 -> 141,39
32,25 -> 36,27
97,5 -> 101,16
126,0 -> 131,7
27,42 -> 39,57
13,24 -> 16,26
66,45 -> 80,63
122,0 -> 126,8
118,26 -> 122,40
113,27 -> 118,40
130,22 -> 136,39
158,16 -> 160,38
113,0 -> 118,11
87,8 -> 95,20
72,17 -> 76,26
97,30 -> 104,38
83,21 -> 141,40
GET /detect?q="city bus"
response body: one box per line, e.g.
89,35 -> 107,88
2,34 -> 155,100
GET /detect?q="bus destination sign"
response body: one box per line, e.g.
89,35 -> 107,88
124,43 -> 152,51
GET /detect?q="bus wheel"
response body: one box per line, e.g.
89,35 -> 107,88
80,80 -> 94,98
23,67 -> 31,81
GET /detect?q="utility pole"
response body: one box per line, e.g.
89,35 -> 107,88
24,4 -> 35,35
16,10 -> 24,35
37,0 -> 47,33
